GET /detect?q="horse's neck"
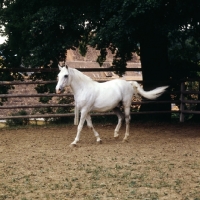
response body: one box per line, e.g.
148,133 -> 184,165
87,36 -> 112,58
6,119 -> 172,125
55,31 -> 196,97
69,68 -> 94,95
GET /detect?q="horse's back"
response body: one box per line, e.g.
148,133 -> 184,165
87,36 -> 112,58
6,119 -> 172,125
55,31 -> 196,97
106,79 -> 133,95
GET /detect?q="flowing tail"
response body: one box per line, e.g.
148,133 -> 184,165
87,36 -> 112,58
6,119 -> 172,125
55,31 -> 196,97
130,81 -> 168,100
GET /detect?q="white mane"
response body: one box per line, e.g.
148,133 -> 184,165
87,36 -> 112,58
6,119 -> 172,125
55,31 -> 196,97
68,67 -> 93,83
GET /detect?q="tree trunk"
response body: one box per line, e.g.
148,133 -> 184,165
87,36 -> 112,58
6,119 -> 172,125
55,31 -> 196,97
139,31 -> 171,121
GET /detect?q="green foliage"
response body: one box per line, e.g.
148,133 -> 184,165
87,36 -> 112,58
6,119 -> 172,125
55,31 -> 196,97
89,0 -> 200,75
168,31 -> 200,119
79,34 -> 89,57
0,0 -> 100,67
34,83 -> 55,103
96,48 -> 107,66
169,33 -> 200,79
6,110 -> 29,126
0,55 -> 24,105
29,63 -> 58,104
1,0 -> 200,76
0,88 -> 10,105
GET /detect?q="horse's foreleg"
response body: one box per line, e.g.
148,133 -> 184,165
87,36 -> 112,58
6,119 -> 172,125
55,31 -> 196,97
123,107 -> 130,142
86,115 -> 102,143
113,107 -> 125,138
71,110 -> 87,146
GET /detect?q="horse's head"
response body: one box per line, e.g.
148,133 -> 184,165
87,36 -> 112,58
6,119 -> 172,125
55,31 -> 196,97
56,65 -> 70,94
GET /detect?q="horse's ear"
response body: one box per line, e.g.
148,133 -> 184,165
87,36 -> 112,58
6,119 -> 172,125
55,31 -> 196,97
58,64 -> 62,71
65,64 -> 68,69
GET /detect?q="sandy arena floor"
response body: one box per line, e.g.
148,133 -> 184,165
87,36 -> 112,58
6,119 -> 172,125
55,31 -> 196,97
0,122 -> 200,199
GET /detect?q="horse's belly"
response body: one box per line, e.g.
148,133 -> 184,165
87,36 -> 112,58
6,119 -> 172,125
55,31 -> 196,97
92,106 -> 115,112
92,106 -> 113,112
92,99 -> 120,112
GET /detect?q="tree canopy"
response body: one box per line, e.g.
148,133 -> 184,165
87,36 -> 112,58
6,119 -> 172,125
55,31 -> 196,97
0,0 -> 200,74
0,0 -> 100,67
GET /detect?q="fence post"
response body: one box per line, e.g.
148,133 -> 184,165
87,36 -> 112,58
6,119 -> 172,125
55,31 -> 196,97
74,106 -> 79,125
180,81 -> 185,122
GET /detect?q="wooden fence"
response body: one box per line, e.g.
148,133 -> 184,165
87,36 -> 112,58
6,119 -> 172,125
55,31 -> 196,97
0,67 -> 200,123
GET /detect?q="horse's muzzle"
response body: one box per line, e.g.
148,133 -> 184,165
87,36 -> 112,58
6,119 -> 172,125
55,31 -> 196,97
56,89 -> 61,94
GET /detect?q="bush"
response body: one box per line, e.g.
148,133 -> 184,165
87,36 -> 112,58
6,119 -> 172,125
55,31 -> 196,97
6,110 -> 29,126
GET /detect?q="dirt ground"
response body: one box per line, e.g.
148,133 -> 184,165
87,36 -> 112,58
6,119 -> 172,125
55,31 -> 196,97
1,122 -> 200,200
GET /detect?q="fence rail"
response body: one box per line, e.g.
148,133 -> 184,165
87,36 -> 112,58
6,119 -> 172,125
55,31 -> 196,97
0,66 -> 143,72
1,67 -> 200,123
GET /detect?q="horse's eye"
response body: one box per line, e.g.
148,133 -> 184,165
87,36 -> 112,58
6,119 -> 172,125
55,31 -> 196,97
64,74 -> 68,78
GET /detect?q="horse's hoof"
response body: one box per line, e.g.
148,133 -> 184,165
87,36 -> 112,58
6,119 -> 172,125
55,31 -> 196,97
114,133 -> 119,139
97,139 -> 102,144
114,135 -> 119,140
69,143 -> 77,148
122,138 -> 128,143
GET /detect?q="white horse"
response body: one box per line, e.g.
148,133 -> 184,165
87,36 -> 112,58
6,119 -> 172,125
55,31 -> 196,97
56,65 -> 168,146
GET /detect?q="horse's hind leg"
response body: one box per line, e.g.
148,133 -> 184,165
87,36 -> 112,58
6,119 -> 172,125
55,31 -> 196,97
86,114 -> 102,143
113,107 -> 125,138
